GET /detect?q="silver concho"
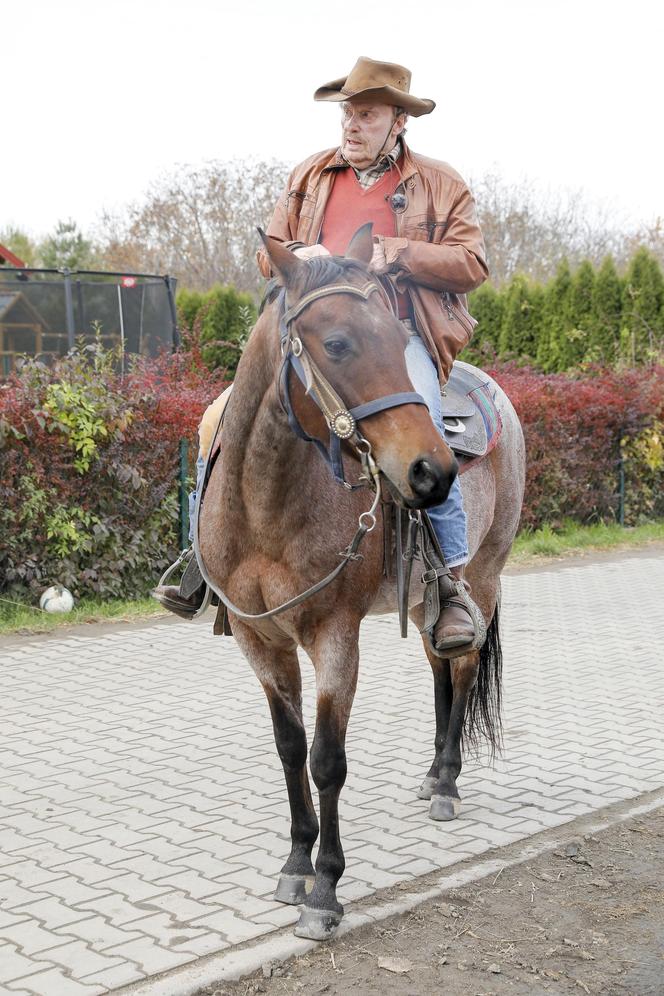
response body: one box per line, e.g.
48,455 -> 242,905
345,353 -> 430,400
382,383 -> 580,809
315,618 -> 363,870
329,410 -> 356,440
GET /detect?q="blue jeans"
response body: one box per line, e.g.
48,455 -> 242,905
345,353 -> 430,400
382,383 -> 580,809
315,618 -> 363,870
404,334 -> 468,568
189,335 -> 468,566
188,452 -> 206,543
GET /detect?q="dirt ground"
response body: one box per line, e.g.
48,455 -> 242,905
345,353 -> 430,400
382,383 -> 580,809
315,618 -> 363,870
200,805 -> 664,996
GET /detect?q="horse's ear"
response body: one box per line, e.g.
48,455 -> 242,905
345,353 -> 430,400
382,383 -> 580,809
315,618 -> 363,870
345,223 -> 374,264
258,229 -> 304,289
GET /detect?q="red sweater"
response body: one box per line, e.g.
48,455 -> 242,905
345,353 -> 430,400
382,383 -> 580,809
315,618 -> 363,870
320,166 -> 410,319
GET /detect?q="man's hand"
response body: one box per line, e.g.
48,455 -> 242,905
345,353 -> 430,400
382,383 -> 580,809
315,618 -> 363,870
370,240 -> 388,273
293,244 -> 331,261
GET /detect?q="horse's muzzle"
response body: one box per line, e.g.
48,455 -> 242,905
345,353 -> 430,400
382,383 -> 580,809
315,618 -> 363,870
406,455 -> 458,508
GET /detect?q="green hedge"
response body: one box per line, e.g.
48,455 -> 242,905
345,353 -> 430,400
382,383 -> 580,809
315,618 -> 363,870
466,247 -> 664,371
177,284 -> 256,377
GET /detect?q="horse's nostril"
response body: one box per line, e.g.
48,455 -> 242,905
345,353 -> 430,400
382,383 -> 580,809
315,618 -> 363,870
408,457 -> 454,505
410,458 -> 436,492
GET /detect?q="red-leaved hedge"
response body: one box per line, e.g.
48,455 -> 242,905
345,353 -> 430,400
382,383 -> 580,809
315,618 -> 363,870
1,347 -> 662,603
0,345 -> 227,601
490,364 -> 664,529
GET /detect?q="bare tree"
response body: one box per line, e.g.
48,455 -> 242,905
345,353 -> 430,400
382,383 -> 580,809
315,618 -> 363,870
95,159 -> 660,295
624,217 -> 664,270
472,172 -> 632,285
95,159 -> 289,296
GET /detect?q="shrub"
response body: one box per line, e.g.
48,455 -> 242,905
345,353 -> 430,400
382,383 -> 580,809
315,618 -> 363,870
465,249 -> 664,372
177,284 -> 257,377
622,248 -> 664,365
498,275 -> 544,362
490,363 -> 664,530
1,341 -> 662,607
0,343 -> 227,602
468,282 -> 504,355
590,257 -> 623,365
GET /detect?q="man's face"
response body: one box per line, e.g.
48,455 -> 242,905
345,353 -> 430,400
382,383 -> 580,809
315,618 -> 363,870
341,101 -> 406,169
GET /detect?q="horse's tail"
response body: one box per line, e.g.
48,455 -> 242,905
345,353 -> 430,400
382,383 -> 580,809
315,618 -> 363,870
463,598 -> 503,757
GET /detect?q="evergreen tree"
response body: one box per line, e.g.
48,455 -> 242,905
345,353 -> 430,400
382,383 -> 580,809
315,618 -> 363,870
590,256 -> 622,364
567,260 -> 595,367
540,259 -> 572,371
197,285 -> 257,376
499,274 -> 537,360
528,283 -> 546,361
176,289 -> 205,330
0,226 -> 38,266
621,248 -> 664,364
40,219 -> 96,270
468,282 -> 504,355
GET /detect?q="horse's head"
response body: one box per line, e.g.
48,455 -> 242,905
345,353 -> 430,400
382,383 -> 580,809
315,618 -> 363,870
260,225 -> 458,509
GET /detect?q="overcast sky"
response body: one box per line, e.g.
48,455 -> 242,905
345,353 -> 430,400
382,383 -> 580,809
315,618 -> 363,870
3,0 -> 662,239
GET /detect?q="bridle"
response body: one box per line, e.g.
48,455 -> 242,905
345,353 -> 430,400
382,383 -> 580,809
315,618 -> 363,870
194,273 -> 429,623
277,277 -> 427,488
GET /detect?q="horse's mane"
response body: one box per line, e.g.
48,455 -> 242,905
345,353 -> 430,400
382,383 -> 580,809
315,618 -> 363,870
259,256 -> 372,314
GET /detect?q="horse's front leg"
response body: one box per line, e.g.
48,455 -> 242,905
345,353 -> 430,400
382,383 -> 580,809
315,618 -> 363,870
232,624 -> 318,905
294,629 -> 359,941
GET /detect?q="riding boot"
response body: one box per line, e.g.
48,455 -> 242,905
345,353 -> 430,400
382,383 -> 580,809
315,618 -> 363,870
152,582 -> 207,620
432,565 -> 485,659
152,548 -> 207,620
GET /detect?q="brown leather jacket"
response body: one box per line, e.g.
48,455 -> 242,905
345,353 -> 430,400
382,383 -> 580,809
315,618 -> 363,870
257,141 -> 488,382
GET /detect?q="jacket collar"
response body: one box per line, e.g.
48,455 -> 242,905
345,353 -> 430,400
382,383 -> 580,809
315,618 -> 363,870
325,140 -> 419,182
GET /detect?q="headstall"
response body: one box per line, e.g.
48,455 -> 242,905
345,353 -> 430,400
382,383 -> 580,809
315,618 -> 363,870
193,277 -> 429,624
277,280 -> 426,488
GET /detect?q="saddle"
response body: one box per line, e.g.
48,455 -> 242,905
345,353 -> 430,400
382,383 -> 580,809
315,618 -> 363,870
441,360 -> 502,469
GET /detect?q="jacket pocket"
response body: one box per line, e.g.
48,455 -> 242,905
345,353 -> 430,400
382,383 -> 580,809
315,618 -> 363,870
402,214 -> 450,242
402,215 -> 450,243
441,292 -> 477,340
287,189 -> 316,229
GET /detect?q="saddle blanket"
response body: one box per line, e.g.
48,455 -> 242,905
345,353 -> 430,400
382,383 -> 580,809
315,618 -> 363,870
441,360 -> 502,467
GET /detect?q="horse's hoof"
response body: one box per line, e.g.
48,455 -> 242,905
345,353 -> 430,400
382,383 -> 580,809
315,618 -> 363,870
429,794 -> 461,821
274,873 -> 313,905
417,775 -> 438,800
293,906 -> 343,941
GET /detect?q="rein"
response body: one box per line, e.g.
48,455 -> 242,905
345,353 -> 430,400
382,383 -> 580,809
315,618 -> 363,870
194,275 -> 427,623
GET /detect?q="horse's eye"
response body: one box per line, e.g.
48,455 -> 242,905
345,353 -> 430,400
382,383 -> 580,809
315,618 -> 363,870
324,338 -> 350,358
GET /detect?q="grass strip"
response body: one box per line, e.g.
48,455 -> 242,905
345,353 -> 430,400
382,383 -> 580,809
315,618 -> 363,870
2,520 -> 663,636
0,595 -> 165,637
510,519 -> 664,564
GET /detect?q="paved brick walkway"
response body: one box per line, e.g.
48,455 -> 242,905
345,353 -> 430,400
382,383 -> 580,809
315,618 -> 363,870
1,554 -> 663,994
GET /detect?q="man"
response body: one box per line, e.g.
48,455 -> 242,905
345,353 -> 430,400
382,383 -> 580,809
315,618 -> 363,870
155,57 -> 488,658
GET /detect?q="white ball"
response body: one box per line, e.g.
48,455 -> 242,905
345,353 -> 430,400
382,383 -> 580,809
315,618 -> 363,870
39,585 -> 75,613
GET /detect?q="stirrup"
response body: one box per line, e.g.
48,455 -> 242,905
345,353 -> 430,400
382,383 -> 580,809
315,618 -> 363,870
444,580 -> 487,650
156,547 -> 192,588
155,549 -> 213,620
425,580 -> 487,659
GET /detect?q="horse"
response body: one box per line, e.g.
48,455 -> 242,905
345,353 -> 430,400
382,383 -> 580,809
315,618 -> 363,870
197,225 -> 525,941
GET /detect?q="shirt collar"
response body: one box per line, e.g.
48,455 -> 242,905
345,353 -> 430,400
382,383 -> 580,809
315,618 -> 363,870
341,140 -> 402,180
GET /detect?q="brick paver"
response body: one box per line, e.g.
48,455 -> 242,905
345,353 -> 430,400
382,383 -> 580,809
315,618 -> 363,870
1,554 -> 663,993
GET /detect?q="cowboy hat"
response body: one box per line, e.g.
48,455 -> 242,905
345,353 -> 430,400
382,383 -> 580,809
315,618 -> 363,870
314,56 -> 435,117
